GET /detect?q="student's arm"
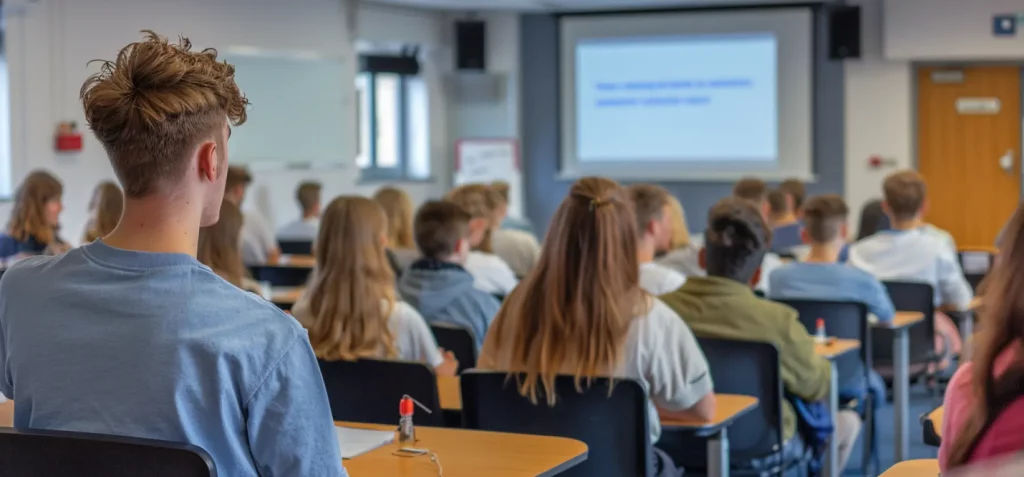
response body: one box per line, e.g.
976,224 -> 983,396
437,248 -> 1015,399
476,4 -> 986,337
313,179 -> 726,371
864,276 -> 896,323
646,303 -> 716,421
246,336 -> 348,477
936,253 -> 974,311
779,309 -> 831,402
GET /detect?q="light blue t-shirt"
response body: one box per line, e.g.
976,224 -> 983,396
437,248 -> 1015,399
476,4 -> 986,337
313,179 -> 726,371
0,240 -> 346,477
767,261 -> 896,323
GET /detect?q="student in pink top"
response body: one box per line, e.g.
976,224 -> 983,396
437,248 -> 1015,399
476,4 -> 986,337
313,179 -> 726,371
939,204 -> 1024,471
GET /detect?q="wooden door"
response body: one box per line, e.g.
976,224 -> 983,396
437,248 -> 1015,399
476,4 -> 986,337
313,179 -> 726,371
917,66 -> 1021,248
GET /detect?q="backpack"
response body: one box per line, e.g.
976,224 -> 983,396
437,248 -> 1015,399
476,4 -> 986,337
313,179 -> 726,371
787,394 -> 834,477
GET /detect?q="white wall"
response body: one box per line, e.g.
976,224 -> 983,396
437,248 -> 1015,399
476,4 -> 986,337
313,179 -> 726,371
4,0 -> 452,244
885,0 -> 1024,60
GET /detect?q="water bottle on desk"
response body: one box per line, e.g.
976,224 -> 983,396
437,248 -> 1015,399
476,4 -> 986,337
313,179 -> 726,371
398,394 -> 432,443
815,318 -> 828,344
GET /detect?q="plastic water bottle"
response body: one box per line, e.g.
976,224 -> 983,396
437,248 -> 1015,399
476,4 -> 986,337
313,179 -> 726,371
397,395 -> 432,444
815,318 -> 828,344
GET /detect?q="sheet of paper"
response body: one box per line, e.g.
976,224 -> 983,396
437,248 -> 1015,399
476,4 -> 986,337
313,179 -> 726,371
335,426 -> 395,459
961,251 -> 991,275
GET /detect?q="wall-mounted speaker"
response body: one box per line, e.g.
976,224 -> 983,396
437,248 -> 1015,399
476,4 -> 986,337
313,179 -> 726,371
455,20 -> 486,71
828,5 -> 862,60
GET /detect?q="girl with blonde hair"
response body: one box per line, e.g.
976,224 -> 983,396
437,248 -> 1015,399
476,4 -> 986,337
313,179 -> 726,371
445,184 -> 518,295
656,196 -> 705,278
0,170 -> 68,260
197,201 -> 263,295
82,181 -> 124,243
373,186 -> 419,270
292,196 -> 457,375
478,177 -> 715,475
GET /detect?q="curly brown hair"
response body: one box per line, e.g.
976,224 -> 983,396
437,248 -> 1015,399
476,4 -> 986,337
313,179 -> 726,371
9,171 -> 63,244
80,30 -> 249,197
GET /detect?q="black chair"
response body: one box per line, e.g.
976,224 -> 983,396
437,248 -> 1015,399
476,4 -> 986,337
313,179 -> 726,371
317,358 -> 444,426
659,338 -> 808,476
0,428 -> 215,477
429,324 -> 476,373
921,407 -> 942,447
958,250 -> 994,292
461,372 -> 641,477
248,266 -> 311,287
776,299 -> 876,473
278,240 -> 313,255
873,282 -> 937,386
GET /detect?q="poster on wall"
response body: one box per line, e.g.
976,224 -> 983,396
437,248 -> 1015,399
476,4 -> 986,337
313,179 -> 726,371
454,139 -> 524,218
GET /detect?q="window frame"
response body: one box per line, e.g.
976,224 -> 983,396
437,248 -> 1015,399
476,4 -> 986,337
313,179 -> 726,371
357,53 -> 425,182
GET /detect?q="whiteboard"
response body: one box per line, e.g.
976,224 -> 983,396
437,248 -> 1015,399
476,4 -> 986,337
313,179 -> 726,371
454,139 -> 524,218
223,53 -> 351,166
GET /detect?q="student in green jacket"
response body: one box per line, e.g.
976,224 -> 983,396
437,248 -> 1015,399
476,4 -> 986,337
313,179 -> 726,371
660,196 -> 861,472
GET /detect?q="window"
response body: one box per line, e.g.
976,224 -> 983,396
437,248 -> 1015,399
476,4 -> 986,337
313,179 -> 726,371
356,53 -> 430,181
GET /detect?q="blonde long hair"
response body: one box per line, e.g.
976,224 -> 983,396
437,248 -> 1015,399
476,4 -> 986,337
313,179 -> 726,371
84,181 -> 124,243
373,186 -> 415,249
9,170 -> 63,245
305,196 -> 398,361
484,177 -> 647,405
947,204 -> 1024,467
667,196 -> 691,250
197,201 -> 247,288
445,184 -> 499,253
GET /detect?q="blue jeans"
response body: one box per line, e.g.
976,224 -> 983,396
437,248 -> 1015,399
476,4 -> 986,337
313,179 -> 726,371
839,369 -> 886,409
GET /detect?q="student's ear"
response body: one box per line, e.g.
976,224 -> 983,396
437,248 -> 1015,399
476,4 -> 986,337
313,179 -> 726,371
196,139 -> 218,183
839,223 -> 849,241
800,228 -> 812,245
750,267 -> 762,288
698,247 -> 707,270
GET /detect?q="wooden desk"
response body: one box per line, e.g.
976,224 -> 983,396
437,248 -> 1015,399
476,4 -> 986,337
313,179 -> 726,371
873,311 -> 925,464
337,421 -> 587,477
270,255 -> 316,268
814,339 -> 860,477
814,339 -> 861,360
0,399 -> 12,427
928,406 -> 944,437
438,375 -> 461,411
662,394 -> 758,477
879,459 -> 939,476
270,287 -> 304,307
923,406 -> 944,447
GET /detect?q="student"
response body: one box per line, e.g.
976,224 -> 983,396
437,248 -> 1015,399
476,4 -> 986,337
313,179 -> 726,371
82,181 -> 124,244
198,201 -> 265,295
848,170 -> 970,366
492,180 -> 534,235
732,177 -> 781,294
940,204 -> 1024,471
373,186 -> 420,271
0,170 -> 69,261
0,32 -> 345,475
767,188 -> 802,254
445,184 -> 518,295
479,177 -> 715,476
656,196 -> 705,278
490,184 -> 541,278
768,194 -> 893,404
627,184 -> 687,295
292,196 -> 458,376
277,181 -> 321,242
779,178 -> 807,218
397,201 -> 501,350
224,165 -> 280,266
660,197 -> 861,471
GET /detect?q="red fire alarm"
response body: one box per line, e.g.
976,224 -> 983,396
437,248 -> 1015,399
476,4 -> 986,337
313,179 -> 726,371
55,121 -> 83,152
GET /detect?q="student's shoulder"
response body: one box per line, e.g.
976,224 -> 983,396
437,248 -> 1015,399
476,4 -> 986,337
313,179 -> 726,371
1,250 -> 80,289
390,301 -> 427,326
195,271 -> 304,334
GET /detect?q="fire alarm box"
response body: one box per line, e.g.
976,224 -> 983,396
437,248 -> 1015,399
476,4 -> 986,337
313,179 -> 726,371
55,121 -> 83,152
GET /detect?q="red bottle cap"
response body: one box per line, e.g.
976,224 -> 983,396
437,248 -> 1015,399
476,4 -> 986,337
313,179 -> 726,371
399,396 -> 414,416
816,318 -> 825,328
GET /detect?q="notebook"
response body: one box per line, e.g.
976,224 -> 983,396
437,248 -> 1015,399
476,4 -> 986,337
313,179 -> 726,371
335,426 -> 395,459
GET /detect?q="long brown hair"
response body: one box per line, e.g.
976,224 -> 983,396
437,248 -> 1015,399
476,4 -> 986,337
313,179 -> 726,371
484,177 -> 647,405
84,181 -> 124,243
947,204 -> 1024,467
197,201 -> 247,287
305,196 -> 398,361
9,170 -> 63,244
445,184 -> 499,253
373,186 -> 415,249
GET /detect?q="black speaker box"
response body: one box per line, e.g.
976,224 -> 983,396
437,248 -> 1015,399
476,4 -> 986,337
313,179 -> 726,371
455,20 -> 486,71
829,5 -> 862,60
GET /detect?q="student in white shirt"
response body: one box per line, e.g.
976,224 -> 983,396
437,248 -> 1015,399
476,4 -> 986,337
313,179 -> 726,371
733,177 -> 782,295
478,177 -> 715,476
628,184 -> 687,295
224,166 -> 280,265
446,184 -> 518,295
277,181 -> 321,242
849,170 -> 970,366
290,195 -> 457,375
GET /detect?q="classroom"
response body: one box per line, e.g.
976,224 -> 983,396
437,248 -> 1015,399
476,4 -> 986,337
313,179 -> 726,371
0,0 -> 1019,475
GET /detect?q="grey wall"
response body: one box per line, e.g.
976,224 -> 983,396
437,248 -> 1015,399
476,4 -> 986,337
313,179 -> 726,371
520,8 -> 845,234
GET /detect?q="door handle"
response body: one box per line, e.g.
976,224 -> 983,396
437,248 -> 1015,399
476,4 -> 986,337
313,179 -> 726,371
999,149 -> 1015,173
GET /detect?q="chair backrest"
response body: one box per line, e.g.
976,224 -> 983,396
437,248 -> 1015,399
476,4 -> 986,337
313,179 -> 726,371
659,338 -> 784,469
429,324 -> 476,373
775,299 -> 871,388
248,266 -> 312,287
873,281 -> 935,365
278,241 -> 313,255
958,250 -> 994,292
461,372 -> 649,477
0,428 -> 215,477
317,358 -> 444,426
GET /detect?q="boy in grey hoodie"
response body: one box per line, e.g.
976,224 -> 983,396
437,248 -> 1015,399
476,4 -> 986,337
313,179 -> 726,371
398,201 -> 502,350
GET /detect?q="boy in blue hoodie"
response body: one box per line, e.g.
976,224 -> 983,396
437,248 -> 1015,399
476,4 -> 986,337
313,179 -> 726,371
398,201 -> 502,350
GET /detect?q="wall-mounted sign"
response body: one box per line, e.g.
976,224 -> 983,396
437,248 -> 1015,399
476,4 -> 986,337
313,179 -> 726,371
994,13 -> 1024,37
956,97 -> 1001,115
931,70 -> 964,84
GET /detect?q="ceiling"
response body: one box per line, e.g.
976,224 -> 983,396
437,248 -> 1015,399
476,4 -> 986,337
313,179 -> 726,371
362,0 -> 811,12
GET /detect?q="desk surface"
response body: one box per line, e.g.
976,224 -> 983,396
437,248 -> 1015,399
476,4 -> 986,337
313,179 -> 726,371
437,375 -> 461,411
271,287 -> 304,306
338,421 -> 588,477
815,339 -> 861,360
269,255 -> 316,268
0,399 -> 11,427
661,394 -> 759,431
874,311 -> 926,330
879,459 -> 939,476
928,406 -> 944,438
